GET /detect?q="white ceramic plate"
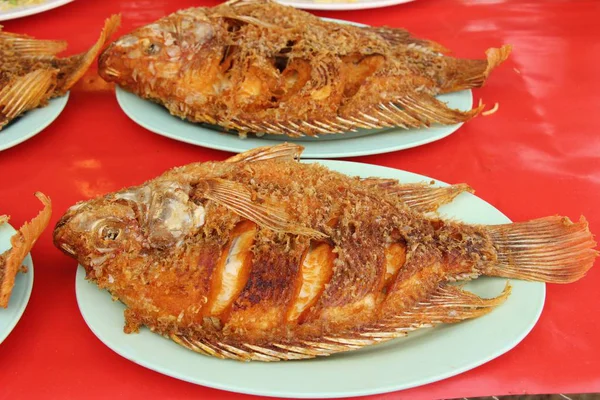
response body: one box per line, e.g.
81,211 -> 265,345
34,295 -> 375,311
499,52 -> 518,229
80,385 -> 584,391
0,94 -> 69,152
0,0 -> 73,21
277,0 -> 414,11
0,222 -> 34,344
76,160 -> 545,398
116,86 -> 472,159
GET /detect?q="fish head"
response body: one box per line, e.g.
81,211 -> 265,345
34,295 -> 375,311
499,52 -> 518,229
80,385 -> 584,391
54,181 -> 206,270
98,11 -> 217,85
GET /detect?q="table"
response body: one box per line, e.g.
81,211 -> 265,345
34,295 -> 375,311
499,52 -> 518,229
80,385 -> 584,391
1,0 -> 599,398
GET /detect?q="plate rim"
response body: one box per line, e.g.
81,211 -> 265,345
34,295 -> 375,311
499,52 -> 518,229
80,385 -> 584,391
0,93 -> 69,152
0,222 -> 35,344
276,0 -> 414,11
74,160 -> 546,398
0,0 -> 74,22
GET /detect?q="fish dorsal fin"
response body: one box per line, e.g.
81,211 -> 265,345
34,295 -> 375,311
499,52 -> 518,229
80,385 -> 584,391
0,193 -> 52,308
228,89 -> 484,137
169,283 -> 510,361
197,178 -> 326,239
225,143 -> 304,163
0,31 -> 67,58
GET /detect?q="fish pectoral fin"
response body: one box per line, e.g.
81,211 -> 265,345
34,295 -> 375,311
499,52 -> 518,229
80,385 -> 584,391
0,192 -> 52,308
0,69 -> 58,121
198,178 -> 327,239
0,31 -> 67,58
361,178 -> 473,213
486,216 -> 598,283
58,14 -> 121,95
225,143 -> 304,163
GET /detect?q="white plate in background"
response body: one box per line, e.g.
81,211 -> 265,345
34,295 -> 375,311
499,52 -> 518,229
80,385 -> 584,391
0,0 -> 74,21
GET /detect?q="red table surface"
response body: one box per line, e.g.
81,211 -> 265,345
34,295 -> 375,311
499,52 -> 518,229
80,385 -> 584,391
1,0 -> 599,398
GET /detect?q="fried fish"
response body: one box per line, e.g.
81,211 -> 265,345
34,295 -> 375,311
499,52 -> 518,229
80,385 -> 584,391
53,144 -> 597,361
0,15 -> 120,130
98,0 -> 510,137
1,193 -> 52,308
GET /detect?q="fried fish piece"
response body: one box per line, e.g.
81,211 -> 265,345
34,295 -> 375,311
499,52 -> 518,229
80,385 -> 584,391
0,15 -> 121,130
98,0 -> 511,138
53,144 -> 597,361
0,193 -> 52,308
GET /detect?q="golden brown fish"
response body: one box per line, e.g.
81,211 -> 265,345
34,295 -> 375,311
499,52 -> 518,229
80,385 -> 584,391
53,144 -> 597,361
1,193 -> 52,308
98,0 -> 511,138
0,15 -> 120,130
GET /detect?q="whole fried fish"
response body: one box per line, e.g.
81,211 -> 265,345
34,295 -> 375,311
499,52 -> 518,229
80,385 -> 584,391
98,0 -> 511,138
53,144 -> 597,361
1,193 -> 52,308
0,15 -> 120,130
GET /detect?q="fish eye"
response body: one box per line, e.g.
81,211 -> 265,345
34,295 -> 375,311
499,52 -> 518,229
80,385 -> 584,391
146,43 -> 161,55
100,225 -> 121,241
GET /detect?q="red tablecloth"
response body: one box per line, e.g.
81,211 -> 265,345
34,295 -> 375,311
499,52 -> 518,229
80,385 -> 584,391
1,0 -> 599,398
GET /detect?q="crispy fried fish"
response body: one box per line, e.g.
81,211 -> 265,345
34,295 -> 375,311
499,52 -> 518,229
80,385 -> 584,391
98,0 -> 511,138
53,144 -> 597,361
0,15 -> 120,130
0,193 -> 52,308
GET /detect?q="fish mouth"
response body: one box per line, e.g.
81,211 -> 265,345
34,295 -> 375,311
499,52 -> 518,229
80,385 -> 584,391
53,212 -> 77,257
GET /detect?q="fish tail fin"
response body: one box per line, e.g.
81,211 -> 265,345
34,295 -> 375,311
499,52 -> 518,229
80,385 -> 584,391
58,14 -> 121,94
0,69 -> 58,127
485,216 -> 598,284
0,193 -> 52,308
440,45 -> 512,93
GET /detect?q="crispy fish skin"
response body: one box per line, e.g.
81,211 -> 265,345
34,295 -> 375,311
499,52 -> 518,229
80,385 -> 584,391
98,0 -> 510,138
53,144 -> 597,361
0,16 -> 120,130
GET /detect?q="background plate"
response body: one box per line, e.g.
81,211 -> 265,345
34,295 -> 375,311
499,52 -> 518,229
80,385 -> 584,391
0,94 -> 69,152
116,87 -> 472,159
76,160 -> 545,398
277,0 -> 414,11
0,0 -> 73,21
0,222 -> 34,344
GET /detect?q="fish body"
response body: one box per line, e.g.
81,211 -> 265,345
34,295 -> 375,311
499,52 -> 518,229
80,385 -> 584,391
99,0 -> 511,138
53,144 -> 597,361
0,15 -> 120,130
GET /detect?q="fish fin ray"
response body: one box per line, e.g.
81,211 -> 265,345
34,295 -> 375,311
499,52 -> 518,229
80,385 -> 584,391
225,143 -> 304,163
0,69 -> 57,121
0,193 -> 52,308
58,14 -> 121,94
361,178 -> 474,213
364,26 -> 450,54
486,216 -> 598,283
0,31 -> 67,57
199,178 -> 327,239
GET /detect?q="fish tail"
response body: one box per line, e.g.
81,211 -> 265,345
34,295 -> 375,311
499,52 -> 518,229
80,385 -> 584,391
485,216 -> 597,284
440,44 -> 512,93
0,193 -> 52,308
57,14 -> 121,95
